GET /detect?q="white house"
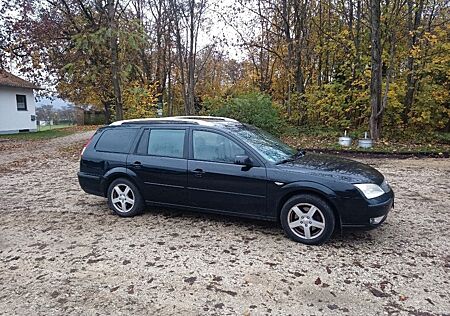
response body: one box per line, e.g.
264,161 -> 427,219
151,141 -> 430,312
0,69 -> 41,134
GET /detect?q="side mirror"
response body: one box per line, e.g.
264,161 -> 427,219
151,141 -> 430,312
234,155 -> 253,166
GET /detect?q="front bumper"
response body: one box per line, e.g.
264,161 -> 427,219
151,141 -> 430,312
341,190 -> 394,229
366,197 -> 393,228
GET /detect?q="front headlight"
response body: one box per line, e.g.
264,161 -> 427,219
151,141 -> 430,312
354,183 -> 385,199
380,179 -> 390,192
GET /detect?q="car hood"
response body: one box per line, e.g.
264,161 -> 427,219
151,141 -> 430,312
277,153 -> 384,184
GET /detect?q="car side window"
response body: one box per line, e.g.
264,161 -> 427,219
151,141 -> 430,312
193,130 -> 245,163
96,128 -> 136,153
136,129 -> 149,155
147,129 -> 185,158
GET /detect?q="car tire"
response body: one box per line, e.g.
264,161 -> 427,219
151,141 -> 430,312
107,178 -> 144,217
280,194 -> 335,245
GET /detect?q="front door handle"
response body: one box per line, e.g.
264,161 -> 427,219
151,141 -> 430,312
192,168 -> 204,177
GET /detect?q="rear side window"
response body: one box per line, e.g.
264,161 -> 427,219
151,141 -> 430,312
148,129 -> 185,158
95,128 -> 136,153
136,129 -> 150,155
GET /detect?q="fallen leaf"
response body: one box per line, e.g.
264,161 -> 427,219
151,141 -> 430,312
127,285 -> 134,294
399,295 -> 408,301
184,276 -> 197,285
369,287 -> 390,298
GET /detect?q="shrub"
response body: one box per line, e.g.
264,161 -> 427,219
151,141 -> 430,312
204,93 -> 284,135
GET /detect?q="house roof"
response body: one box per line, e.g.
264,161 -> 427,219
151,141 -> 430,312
0,69 -> 42,90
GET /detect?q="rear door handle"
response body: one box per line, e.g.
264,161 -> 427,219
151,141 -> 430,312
192,168 -> 204,177
131,161 -> 142,168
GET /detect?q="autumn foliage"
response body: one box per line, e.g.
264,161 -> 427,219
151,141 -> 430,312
0,0 -> 448,139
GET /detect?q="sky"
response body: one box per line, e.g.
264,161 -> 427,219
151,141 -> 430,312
3,0 -> 254,107
202,0 -> 249,61
36,97 -> 72,109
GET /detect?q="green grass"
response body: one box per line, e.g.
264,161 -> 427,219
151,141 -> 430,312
283,125 -> 450,155
0,129 -> 74,140
36,123 -> 72,131
435,132 -> 450,145
0,125 -> 98,141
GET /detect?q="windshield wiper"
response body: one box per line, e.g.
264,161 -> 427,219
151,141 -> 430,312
276,157 -> 295,164
276,149 -> 305,165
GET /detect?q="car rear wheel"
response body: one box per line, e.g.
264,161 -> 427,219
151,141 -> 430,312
280,194 -> 335,245
107,178 -> 144,217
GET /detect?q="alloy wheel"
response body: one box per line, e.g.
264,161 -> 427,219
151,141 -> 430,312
287,203 -> 326,240
111,184 -> 135,213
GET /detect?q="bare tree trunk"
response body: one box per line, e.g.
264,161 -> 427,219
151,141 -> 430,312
355,0 -> 362,74
281,0 -> 293,115
381,31 -> 396,122
324,0 -> 331,83
317,0 -> 323,87
170,0 -> 189,114
135,0 -> 151,82
187,0 -> 196,115
369,0 -> 383,140
167,58 -> 173,116
103,101 -> 112,124
403,0 -> 424,123
166,11 -> 174,116
168,0 -> 205,115
107,0 -> 123,121
293,0 -> 305,94
149,0 -> 170,112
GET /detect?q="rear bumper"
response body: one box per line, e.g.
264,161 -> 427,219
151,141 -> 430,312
77,172 -> 104,197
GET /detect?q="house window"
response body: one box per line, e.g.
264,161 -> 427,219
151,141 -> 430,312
16,95 -> 27,111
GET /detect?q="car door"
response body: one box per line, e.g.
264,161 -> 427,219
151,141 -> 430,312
127,127 -> 188,206
187,128 -> 267,217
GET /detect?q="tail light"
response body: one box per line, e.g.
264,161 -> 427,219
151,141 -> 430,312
81,135 -> 94,156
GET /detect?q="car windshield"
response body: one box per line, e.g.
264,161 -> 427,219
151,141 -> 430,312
226,124 -> 297,163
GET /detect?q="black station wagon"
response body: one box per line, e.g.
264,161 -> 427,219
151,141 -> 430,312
78,116 -> 394,245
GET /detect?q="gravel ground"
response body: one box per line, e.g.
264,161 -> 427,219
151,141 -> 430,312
0,131 -> 449,315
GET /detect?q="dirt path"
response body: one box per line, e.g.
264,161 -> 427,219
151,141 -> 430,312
0,131 -> 95,166
0,132 -> 449,315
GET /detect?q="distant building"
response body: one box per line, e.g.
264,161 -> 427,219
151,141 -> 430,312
74,106 -> 105,125
0,69 -> 42,134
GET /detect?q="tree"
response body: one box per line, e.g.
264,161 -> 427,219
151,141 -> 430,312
2,0 -> 448,135
403,0 -> 425,122
369,0 -> 383,140
106,0 -> 124,120
169,0 -> 208,115
36,104 -> 55,122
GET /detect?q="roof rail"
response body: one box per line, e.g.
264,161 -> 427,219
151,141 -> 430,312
109,116 -> 239,127
110,118 -> 198,126
172,116 -> 238,122
122,120 -> 196,125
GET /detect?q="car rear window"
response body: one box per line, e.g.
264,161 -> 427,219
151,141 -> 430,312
95,128 -> 136,153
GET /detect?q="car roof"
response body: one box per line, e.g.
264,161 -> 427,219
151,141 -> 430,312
109,116 -> 240,128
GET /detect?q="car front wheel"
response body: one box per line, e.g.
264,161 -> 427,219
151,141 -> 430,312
280,194 -> 335,245
107,178 -> 144,217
